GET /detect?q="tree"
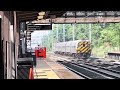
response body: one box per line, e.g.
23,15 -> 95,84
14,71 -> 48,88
41,23 -> 120,57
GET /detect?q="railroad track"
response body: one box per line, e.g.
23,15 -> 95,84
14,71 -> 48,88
84,63 -> 120,74
57,60 -> 120,79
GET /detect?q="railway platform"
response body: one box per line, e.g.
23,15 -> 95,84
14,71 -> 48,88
107,52 -> 120,61
33,58 -> 81,79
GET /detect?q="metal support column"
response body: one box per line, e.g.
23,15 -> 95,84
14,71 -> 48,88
13,11 -> 17,79
63,24 -> 65,42
52,30 -> 54,51
0,15 -> 4,79
56,24 -> 59,42
89,23 -> 92,43
119,28 -> 120,51
72,24 -> 75,41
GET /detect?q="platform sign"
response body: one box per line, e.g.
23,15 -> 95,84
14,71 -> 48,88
27,24 -> 52,31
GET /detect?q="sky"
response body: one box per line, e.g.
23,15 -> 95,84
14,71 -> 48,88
30,30 -> 52,48
28,24 -> 56,49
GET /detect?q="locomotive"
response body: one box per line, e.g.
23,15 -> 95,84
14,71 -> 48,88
54,40 -> 91,59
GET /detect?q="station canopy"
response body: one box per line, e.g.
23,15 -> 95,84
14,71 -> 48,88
16,11 -> 120,23
16,11 -> 66,21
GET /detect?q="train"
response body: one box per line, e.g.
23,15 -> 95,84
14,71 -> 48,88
54,40 -> 91,59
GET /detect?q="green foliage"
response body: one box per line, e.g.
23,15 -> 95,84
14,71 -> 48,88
41,23 -> 120,57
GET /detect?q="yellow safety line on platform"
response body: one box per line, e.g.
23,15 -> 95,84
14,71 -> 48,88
33,68 -> 60,79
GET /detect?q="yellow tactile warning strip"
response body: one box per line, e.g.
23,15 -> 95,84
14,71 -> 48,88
33,58 -> 81,79
33,68 -> 60,79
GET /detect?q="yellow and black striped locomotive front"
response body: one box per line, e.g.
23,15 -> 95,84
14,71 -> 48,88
77,41 -> 91,58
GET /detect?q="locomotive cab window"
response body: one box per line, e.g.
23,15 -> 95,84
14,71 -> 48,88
83,44 -> 85,47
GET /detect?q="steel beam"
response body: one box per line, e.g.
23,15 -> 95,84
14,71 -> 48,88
32,17 -> 120,24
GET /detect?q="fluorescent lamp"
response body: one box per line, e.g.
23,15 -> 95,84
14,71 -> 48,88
37,16 -> 44,19
38,11 -> 45,16
34,24 -> 51,25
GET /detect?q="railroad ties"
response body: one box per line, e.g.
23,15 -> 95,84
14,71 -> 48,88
57,60 -> 120,79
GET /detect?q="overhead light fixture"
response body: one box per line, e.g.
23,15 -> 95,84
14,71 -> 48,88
34,23 -> 51,25
38,11 -> 45,16
37,15 -> 44,19
37,11 -> 45,20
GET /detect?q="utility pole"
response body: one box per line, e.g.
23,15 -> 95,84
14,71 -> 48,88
89,23 -> 92,43
52,30 -> 54,51
57,24 -> 59,42
72,24 -> 75,41
42,31 -> 44,47
63,24 -> 65,42
119,29 -> 120,51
